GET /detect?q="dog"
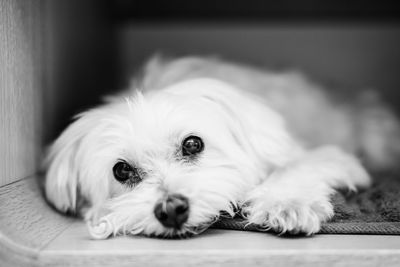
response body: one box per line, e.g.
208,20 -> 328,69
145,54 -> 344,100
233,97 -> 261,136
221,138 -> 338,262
44,56 -> 400,239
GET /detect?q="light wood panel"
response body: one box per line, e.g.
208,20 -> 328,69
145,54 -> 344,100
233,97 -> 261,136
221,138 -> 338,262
0,0 -> 44,186
0,0 -> 115,185
0,177 -> 74,249
46,222 -> 400,252
41,222 -> 400,267
0,176 -> 74,266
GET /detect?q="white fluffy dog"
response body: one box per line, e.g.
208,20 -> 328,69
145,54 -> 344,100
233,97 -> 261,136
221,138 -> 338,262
44,56 -> 400,239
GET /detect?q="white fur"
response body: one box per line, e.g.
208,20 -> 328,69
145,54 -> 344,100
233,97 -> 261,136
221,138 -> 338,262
44,56 -> 400,239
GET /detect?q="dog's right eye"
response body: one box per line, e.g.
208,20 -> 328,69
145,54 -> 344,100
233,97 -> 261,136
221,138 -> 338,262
113,161 -> 141,184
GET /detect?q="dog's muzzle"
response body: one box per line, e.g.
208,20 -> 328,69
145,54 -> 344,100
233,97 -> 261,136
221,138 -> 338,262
154,194 -> 189,229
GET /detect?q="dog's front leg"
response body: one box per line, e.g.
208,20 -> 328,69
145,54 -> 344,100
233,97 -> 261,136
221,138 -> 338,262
242,146 -> 371,235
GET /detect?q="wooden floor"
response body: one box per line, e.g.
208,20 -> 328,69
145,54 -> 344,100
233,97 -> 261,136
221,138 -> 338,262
2,177 -> 400,267
42,223 -> 400,266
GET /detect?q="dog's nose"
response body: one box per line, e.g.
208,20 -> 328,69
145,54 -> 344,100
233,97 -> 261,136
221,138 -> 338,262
154,194 -> 189,229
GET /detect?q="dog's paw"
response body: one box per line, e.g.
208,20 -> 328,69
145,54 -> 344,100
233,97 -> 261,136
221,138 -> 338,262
242,191 -> 334,235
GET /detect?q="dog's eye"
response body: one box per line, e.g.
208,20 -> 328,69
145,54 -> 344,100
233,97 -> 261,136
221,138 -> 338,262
182,136 -> 204,156
113,161 -> 141,184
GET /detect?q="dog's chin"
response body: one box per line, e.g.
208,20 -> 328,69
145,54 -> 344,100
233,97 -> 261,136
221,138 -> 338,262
148,219 -> 218,239
87,206 -> 220,239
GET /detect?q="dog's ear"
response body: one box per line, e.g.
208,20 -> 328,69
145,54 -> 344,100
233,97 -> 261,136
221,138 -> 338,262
44,110 -> 104,214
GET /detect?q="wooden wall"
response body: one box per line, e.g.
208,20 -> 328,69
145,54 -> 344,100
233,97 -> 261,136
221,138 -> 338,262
0,0 -> 44,186
0,0 -> 114,187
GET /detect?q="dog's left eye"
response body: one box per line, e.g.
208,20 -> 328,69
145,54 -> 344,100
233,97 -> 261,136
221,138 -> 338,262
182,136 -> 204,156
113,161 -> 141,184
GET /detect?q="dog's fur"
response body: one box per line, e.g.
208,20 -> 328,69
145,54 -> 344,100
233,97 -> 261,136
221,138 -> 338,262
44,56 -> 400,239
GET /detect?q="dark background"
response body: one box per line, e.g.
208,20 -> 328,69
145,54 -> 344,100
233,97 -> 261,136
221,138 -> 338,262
45,0 -> 400,142
111,0 -> 400,22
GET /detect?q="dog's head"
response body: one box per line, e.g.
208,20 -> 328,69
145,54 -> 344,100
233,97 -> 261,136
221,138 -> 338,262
45,78 -> 293,238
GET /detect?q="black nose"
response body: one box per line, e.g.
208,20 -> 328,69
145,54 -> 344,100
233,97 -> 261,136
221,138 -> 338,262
154,194 -> 189,229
